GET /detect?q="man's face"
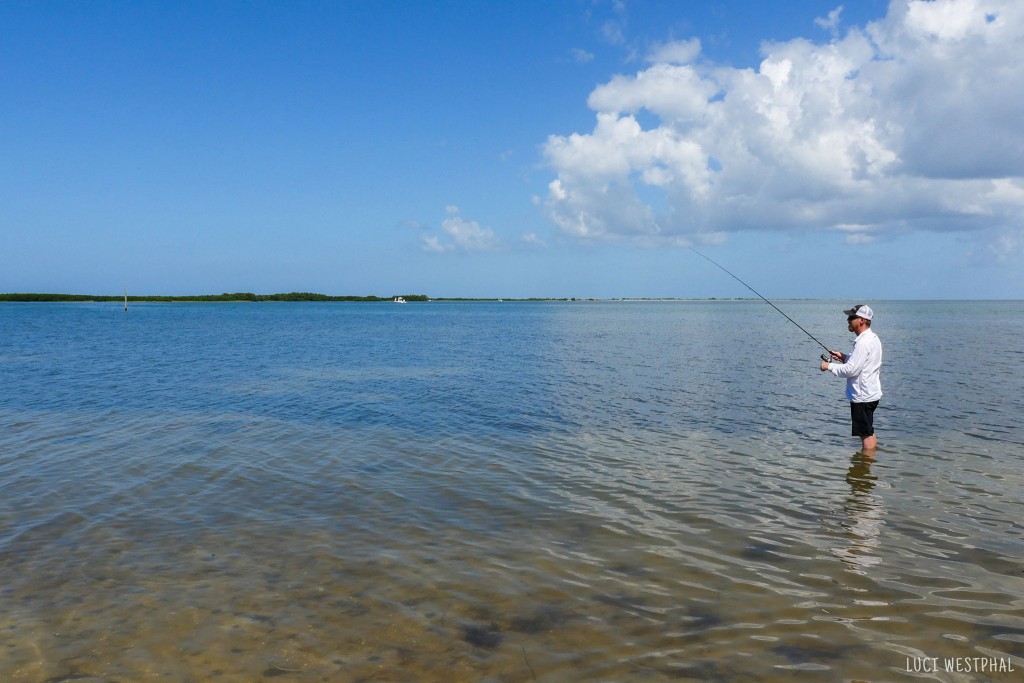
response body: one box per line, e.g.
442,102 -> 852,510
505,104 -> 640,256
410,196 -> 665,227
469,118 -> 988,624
848,317 -> 864,333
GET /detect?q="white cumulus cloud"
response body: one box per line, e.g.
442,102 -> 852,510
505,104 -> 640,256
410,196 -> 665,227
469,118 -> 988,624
543,0 -> 1024,259
421,206 -> 501,253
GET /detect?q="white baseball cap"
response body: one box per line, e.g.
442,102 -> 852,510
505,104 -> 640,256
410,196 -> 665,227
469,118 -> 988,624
843,304 -> 874,320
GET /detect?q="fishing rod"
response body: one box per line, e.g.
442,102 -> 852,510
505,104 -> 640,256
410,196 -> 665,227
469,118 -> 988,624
689,247 -> 837,362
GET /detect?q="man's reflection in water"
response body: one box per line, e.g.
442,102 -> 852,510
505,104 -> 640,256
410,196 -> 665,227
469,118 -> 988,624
830,452 -> 886,573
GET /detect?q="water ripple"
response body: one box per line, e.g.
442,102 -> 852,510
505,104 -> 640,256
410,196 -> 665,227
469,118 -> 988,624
1,301 -> 1022,680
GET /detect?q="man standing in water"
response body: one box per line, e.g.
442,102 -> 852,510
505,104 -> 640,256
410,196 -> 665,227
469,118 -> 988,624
821,305 -> 883,452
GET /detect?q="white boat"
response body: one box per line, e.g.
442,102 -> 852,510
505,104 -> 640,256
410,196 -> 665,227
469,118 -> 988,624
393,297 -> 407,304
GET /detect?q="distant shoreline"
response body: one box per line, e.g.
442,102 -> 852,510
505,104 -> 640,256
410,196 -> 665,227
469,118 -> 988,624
0,292 -> 777,303
0,292 -> 429,303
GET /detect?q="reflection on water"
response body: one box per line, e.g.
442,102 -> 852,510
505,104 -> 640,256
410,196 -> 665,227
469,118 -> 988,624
1,301 -> 1022,681
829,452 -> 886,573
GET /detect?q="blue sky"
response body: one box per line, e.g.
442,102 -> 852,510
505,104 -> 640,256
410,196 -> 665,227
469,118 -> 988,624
2,0 -> 1021,299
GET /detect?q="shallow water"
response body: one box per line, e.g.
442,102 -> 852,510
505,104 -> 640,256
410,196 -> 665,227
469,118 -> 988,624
1,300 -> 1022,681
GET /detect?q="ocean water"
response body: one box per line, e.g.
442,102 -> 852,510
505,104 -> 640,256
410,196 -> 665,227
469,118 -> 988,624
0,300 -> 1021,682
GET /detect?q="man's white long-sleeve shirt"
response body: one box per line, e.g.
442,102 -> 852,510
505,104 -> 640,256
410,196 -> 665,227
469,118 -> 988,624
827,327 -> 883,402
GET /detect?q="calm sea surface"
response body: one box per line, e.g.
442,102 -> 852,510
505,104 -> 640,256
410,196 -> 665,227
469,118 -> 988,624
1,300 -> 1021,682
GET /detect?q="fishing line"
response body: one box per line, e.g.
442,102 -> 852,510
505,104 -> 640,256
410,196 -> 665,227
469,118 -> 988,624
689,246 -> 835,359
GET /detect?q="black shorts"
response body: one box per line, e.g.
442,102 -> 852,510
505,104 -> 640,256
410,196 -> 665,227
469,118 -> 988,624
850,400 -> 879,437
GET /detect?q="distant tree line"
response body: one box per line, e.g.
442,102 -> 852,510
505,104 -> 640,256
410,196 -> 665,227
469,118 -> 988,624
0,293 -> 632,303
0,292 -> 431,302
